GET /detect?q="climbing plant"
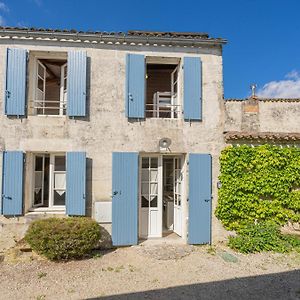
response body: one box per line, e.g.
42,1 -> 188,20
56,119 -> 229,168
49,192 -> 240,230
215,144 -> 300,231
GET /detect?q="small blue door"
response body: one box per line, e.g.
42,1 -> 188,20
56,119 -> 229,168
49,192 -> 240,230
188,153 -> 212,244
112,152 -> 139,246
125,54 -> 145,118
1,151 -> 24,215
66,152 -> 86,216
5,48 -> 27,116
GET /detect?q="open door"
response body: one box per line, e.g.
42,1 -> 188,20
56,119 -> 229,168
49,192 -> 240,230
139,156 -> 163,238
173,157 -> 183,236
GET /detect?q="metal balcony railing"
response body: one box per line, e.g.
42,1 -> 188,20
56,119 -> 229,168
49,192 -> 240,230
146,92 -> 180,118
32,98 -> 67,115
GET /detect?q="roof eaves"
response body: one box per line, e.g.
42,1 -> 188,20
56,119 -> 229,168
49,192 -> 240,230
0,27 -> 227,46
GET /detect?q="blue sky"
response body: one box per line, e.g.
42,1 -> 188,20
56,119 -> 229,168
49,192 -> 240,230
2,0 -> 300,98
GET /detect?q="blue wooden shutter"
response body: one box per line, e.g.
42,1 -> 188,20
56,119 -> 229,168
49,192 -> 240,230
184,57 -> 202,121
112,152 -> 139,246
1,151 -> 24,215
188,153 -> 212,244
125,54 -> 145,118
5,48 -> 27,116
66,152 -> 86,215
67,51 -> 87,117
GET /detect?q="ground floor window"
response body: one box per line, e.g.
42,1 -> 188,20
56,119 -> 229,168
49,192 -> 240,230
33,153 -> 66,209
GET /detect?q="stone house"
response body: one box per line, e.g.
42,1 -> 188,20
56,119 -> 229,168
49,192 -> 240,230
0,27 -> 299,249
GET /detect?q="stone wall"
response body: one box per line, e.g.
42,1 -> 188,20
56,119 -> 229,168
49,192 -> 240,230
0,40 -> 227,248
225,98 -> 300,134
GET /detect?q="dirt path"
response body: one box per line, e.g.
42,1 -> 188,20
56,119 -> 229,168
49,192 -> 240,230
0,243 -> 299,300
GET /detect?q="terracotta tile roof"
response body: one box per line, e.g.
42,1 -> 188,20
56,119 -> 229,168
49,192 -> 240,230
0,27 -> 227,46
224,131 -> 300,142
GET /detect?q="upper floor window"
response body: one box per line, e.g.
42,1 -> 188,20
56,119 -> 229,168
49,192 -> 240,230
146,61 -> 180,119
31,55 -> 67,116
126,54 -> 203,121
4,48 -> 87,118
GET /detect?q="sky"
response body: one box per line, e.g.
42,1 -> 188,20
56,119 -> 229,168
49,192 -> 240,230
2,0 -> 300,99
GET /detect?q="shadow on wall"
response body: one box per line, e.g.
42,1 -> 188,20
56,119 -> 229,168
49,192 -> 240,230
86,157 -> 93,218
87,269 -> 300,300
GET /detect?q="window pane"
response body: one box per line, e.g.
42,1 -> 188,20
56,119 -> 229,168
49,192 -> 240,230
151,158 -> 158,168
150,170 -> 158,182
38,64 -> 44,77
150,183 -> 158,194
141,170 -> 149,182
34,189 -> 42,205
35,157 -> 43,171
142,183 -> 149,195
38,77 -> 44,91
55,156 -> 66,171
150,196 -> 157,207
35,171 -> 43,187
54,173 -> 66,190
142,158 -> 149,169
54,190 -> 65,206
141,196 -> 149,208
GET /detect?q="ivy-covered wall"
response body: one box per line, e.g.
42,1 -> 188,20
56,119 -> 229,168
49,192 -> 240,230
216,145 -> 300,230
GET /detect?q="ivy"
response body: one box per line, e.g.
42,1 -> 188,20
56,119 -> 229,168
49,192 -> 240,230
216,145 -> 300,231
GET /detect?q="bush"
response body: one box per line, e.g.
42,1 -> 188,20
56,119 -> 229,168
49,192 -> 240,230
25,217 -> 100,260
228,222 -> 300,253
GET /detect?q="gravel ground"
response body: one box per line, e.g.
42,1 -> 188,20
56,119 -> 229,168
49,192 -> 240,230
0,243 -> 299,300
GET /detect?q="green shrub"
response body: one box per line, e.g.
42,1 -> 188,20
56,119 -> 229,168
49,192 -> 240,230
228,222 -> 300,253
216,145 -> 300,231
25,217 -> 100,260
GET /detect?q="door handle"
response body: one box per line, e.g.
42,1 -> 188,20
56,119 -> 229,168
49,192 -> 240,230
204,199 -> 210,202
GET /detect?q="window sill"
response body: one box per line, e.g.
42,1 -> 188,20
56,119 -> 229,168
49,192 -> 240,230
29,115 -> 67,118
27,207 -> 66,214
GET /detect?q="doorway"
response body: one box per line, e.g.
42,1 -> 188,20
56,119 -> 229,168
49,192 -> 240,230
139,155 -> 184,239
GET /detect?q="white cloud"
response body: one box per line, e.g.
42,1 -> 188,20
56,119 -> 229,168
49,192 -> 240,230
0,2 -> 8,12
257,71 -> 300,98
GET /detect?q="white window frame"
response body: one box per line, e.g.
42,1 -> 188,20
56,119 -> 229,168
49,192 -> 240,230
145,57 -> 182,120
32,54 -> 67,117
31,153 -> 66,211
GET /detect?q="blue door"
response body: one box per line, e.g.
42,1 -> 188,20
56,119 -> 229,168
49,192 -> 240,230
1,151 -> 24,215
112,152 -> 139,246
188,153 -> 212,244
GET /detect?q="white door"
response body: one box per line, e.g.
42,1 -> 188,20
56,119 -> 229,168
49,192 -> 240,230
173,157 -> 183,236
140,156 -> 163,238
